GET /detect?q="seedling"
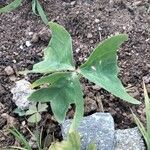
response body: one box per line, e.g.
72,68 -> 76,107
0,0 -> 48,25
14,103 -> 48,123
132,82 -> 150,150
27,22 -> 140,132
49,131 -> 96,150
9,126 -> 43,150
26,102 -> 48,123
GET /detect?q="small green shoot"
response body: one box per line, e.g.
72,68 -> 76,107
132,82 -> 150,150
26,103 -> 48,123
27,22 -> 140,132
0,0 -> 48,25
49,131 -> 96,150
9,126 -> 44,150
9,126 -> 32,150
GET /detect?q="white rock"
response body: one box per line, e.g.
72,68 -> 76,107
4,66 -> 14,76
20,45 -> 24,49
95,18 -> 100,23
25,41 -> 32,47
11,79 -> 34,110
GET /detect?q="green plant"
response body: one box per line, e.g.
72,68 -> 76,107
14,103 -> 48,123
27,22 -> 140,132
49,131 -> 96,150
9,126 -> 96,150
26,102 -> 48,123
0,0 -> 48,25
132,82 -> 150,150
9,126 -> 43,150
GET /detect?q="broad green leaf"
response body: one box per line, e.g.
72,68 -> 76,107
37,103 -> 48,112
30,22 -> 75,73
31,72 -> 71,88
36,0 -> 48,25
80,34 -> 140,104
143,82 -> 150,137
27,112 -> 41,123
49,131 -> 81,150
28,72 -> 84,131
0,0 -> 22,13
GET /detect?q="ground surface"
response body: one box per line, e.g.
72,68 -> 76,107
0,0 -> 150,148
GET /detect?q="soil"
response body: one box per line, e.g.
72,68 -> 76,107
0,0 -> 150,148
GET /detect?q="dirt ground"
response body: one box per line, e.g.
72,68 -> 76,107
0,0 -> 150,148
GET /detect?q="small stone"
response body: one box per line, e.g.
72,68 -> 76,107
1,113 -> 18,127
62,113 -> 115,150
0,117 -> 6,129
98,26 -> 102,31
11,79 -> 34,110
133,1 -> 142,6
38,27 -> 51,42
92,85 -> 101,90
31,33 -> 39,43
87,33 -> 93,38
143,75 -> 150,84
29,136 -> 38,149
95,18 -> 100,23
25,41 -> 32,47
147,64 -> 150,68
115,127 -> 145,150
9,75 -> 17,81
20,45 -> 23,49
28,32 -> 33,36
4,66 -> 14,76
0,85 -> 5,95
85,97 -> 97,113
70,1 -> 76,6
75,48 -> 80,53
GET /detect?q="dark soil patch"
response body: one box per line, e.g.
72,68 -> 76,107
0,0 -> 150,148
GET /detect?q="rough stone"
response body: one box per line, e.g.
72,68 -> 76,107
4,66 -> 14,76
11,79 -> 34,110
115,127 -> 145,150
61,113 -> 115,150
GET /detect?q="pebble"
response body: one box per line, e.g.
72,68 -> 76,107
85,97 -> 98,113
38,27 -> 51,42
70,1 -> 76,6
143,75 -> 150,84
11,79 -> 34,110
20,45 -> 24,49
4,66 -> 14,76
25,41 -> 32,47
0,84 -> 5,95
87,33 -> 93,38
95,18 -> 100,23
31,33 -> 39,43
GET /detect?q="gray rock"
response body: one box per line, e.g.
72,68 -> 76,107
61,113 -> 115,150
4,66 -> 14,76
115,127 -> 145,150
11,79 -> 34,110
